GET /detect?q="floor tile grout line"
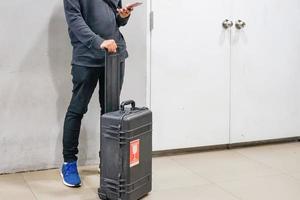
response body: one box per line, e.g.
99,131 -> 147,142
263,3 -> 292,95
152,157 -> 215,192
209,160 -> 300,200
168,150 -> 288,185
281,171 -> 300,182
150,183 -> 242,199
211,182 -> 243,200
172,159 -> 245,200
168,156 -> 215,184
152,183 -> 216,193
209,150 -> 300,199
21,173 -> 39,200
153,156 -> 214,188
212,171 -> 300,200
172,155 -> 286,186
211,172 -> 288,186
232,149 -> 289,174
237,152 -> 295,174
156,157 -> 243,200
167,155 -> 248,200
165,156 -> 235,196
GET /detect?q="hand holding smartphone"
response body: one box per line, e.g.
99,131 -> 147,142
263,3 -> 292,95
126,2 -> 143,10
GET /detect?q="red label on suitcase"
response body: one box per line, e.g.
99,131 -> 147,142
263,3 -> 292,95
130,139 -> 140,167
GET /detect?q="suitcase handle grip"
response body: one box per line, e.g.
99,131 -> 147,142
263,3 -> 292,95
120,100 -> 136,111
105,51 -> 120,56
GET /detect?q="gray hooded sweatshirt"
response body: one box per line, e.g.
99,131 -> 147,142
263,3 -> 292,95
63,0 -> 129,67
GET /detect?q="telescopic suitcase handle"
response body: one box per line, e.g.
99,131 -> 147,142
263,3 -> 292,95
120,100 -> 136,111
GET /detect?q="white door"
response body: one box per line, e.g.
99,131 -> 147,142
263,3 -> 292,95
230,0 -> 300,143
151,0 -> 232,150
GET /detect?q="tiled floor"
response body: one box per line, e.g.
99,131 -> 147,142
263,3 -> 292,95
1,142 -> 300,200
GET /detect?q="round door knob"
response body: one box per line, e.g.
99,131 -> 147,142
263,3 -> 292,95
222,19 -> 233,29
235,20 -> 246,29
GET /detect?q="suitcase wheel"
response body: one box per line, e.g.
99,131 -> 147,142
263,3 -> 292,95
98,189 -> 107,200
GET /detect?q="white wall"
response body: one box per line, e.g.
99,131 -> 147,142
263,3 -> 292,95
0,0 -> 147,173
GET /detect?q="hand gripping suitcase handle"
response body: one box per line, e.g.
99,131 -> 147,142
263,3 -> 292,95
120,100 -> 136,111
104,43 -> 123,56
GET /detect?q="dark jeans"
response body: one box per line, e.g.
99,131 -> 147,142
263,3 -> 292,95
63,63 -> 125,162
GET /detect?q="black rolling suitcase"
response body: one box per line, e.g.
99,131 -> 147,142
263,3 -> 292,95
98,53 -> 152,200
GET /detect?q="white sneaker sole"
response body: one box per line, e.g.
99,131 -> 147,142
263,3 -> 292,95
60,171 -> 81,187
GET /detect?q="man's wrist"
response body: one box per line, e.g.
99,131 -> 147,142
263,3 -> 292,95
92,35 -> 105,50
118,13 -> 130,19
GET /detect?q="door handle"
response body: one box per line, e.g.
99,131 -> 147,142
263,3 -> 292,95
235,20 -> 246,29
222,19 -> 233,29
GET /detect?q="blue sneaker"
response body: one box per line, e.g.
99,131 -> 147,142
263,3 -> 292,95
60,161 -> 81,187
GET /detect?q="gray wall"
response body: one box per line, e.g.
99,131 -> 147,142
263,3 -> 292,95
0,0 -> 147,173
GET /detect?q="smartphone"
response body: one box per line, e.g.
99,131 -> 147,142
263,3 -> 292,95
127,2 -> 143,9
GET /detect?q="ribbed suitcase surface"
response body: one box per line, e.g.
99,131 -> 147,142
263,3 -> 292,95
99,100 -> 152,200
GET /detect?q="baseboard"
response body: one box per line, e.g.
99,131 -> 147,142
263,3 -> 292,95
152,136 -> 300,157
228,137 -> 300,149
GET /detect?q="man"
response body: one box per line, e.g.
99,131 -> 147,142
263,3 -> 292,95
61,0 -> 133,187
